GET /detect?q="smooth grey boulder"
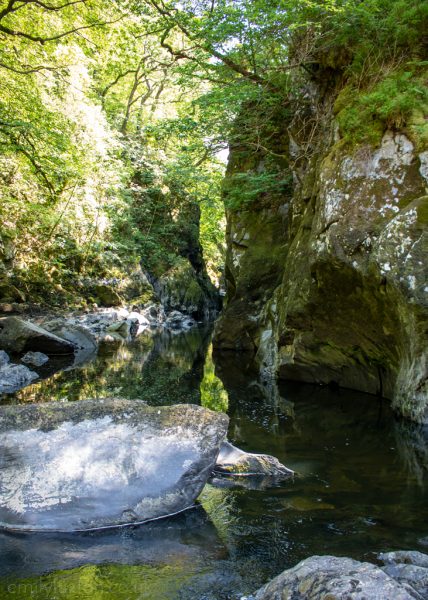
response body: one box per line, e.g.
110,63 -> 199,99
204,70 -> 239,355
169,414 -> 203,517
379,551 -> 428,598
0,399 -> 229,531
21,351 -> 49,366
253,556 -> 418,600
214,442 -> 294,477
0,317 -> 76,355
0,363 -> 38,393
42,319 -> 97,352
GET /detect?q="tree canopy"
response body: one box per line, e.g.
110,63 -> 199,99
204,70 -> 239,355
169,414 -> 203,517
0,0 -> 426,304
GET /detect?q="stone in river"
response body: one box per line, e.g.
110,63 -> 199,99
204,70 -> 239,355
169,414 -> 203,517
214,441 -> 294,477
253,555 -> 418,600
0,399 -> 228,532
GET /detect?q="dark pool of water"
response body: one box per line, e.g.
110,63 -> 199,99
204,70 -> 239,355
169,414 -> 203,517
1,326 -> 427,599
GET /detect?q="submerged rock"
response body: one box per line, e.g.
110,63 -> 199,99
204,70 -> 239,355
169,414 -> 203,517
0,399 -> 228,531
21,351 -> 49,366
0,316 -> 76,355
252,555 -> 418,600
214,442 -> 293,478
0,362 -> 38,393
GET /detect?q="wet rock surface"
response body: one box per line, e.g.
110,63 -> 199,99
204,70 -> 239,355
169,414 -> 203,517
214,441 -> 294,478
251,555 -> 422,600
0,399 -> 229,531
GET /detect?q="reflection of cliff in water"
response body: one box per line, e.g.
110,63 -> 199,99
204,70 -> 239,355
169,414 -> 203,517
213,350 -> 428,491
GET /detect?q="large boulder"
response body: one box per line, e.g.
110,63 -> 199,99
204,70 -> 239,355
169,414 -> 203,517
0,362 -> 38,393
0,399 -> 228,531
0,317 -> 76,355
253,556 -> 419,600
42,319 -> 97,353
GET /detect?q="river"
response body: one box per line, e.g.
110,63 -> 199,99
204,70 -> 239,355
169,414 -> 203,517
0,326 -> 427,599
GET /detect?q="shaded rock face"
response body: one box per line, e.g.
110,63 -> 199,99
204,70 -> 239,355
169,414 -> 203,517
214,79 -> 428,423
0,399 -> 228,531
0,316 -> 76,355
253,555 -> 420,600
154,256 -> 219,320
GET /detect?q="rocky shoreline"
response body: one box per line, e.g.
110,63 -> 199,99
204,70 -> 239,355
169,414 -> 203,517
0,305 -> 204,395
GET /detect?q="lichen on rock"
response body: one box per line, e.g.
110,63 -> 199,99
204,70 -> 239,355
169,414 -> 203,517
214,73 -> 427,423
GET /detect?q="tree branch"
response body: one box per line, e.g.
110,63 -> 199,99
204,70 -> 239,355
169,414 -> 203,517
0,15 -> 123,44
148,0 -> 271,88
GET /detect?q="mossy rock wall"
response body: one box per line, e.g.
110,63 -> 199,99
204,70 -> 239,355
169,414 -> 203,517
214,78 -> 428,423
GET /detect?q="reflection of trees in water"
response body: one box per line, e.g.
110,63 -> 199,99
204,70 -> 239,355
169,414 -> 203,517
200,345 -> 228,412
212,350 -> 294,442
139,326 -> 212,405
4,326 -> 213,406
213,349 -> 428,489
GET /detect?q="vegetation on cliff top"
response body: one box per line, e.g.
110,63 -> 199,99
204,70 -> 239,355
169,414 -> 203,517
0,0 -> 426,306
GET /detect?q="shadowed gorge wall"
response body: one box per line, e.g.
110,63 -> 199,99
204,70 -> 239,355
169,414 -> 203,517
214,68 -> 427,424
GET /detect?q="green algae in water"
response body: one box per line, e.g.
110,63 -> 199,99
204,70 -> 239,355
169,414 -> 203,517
0,564 -> 203,600
1,328 -> 428,599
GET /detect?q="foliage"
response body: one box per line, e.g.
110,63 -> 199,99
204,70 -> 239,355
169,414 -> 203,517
336,67 -> 428,147
0,0 -> 425,306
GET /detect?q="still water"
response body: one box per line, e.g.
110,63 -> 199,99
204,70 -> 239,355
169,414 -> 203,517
0,326 -> 427,599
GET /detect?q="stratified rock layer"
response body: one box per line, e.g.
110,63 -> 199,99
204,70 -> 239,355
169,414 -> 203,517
0,399 -> 228,531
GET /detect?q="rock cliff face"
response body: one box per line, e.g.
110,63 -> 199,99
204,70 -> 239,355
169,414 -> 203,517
214,77 -> 427,423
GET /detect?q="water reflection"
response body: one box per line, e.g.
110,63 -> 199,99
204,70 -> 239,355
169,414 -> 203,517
200,345 -> 229,412
0,330 -> 427,599
1,327 -> 211,406
0,507 -> 224,579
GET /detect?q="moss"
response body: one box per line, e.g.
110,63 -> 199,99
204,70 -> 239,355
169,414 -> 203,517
407,110 -> 428,152
184,279 -> 204,305
336,69 -> 428,149
415,196 -> 428,226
